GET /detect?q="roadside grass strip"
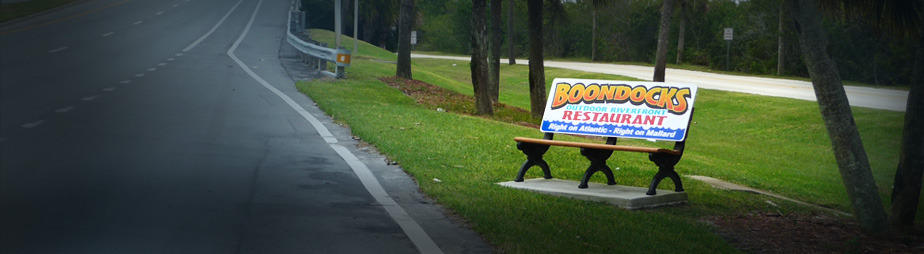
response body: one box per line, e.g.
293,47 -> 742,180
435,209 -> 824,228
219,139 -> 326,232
298,29 -> 911,252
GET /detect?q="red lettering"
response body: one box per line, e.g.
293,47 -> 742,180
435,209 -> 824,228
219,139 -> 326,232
562,110 -> 573,120
620,114 -> 632,123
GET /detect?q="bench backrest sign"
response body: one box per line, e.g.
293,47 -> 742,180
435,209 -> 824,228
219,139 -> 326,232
541,78 -> 698,142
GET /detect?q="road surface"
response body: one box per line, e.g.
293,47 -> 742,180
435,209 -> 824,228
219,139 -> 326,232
0,0 -> 489,253
411,54 -> 909,112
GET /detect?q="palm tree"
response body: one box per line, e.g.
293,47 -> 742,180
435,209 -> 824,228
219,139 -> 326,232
507,0 -> 516,65
653,0 -> 675,82
471,0 -> 493,115
676,0 -> 708,65
489,0 -> 502,102
786,0 -> 923,233
527,0 -> 545,118
396,0 -> 414,79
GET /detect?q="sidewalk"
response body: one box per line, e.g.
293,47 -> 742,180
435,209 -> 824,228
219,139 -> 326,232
411,53 -> 909,112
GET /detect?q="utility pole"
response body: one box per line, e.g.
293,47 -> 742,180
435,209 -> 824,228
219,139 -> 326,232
353,0 -> 358,55
335,0 -> 342,48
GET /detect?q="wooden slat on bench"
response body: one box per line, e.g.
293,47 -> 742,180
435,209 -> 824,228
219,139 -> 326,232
514,137 -> 681,155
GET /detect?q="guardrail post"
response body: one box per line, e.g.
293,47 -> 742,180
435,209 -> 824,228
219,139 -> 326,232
335,47 -> 351,79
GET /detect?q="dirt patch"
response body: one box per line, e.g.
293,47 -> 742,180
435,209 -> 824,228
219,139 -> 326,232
379,77 -> 539,128
706,212 -> 923,253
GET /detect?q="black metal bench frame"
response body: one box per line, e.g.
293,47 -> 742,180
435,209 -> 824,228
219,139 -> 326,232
513,109 -> 693,195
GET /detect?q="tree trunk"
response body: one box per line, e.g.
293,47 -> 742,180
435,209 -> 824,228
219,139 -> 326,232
777,0 -> 785,76
471,0 -> 493,115
489,0 -> 502,102
653,0 -> 674,82
890,27 -> 924,232
527,0 -> 546,119
507,0 -> 516,65
786,0 -> 889,234
396,0 -> 414,79
592,3 -> 598,61
676,0 -> 686,65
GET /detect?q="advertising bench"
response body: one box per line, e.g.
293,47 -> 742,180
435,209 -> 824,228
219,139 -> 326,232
513,79 -> 697,196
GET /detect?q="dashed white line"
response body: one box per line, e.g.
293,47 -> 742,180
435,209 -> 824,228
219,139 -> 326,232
101,32 -> 114,37
135,73 -> 145,77
81,95 -> 99,101
55,106 -> 75,113
167,58 -> 175,61
147,67 -> 156,71
175,53 -> 183,57
156,11 -> 164,15
48,47 -> 68,53
21,120 -> 45,128
172,4 -> 179,7
133,20 -> 143,25
182,0 -> 243,52
103,87 -> 117,92
157,62 -> 166,66
120,80 -> 132,84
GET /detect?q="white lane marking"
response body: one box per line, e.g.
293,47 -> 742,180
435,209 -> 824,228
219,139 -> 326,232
120,80 -> 132,84
172,4 -> 178,7
48,47 -> 68,53
156,11 -> 164,15
133,20 -> 143,25
167,58 -> 175,61
101,32 -> 114,37
135,73 -> 145,77
81,95 -> 99,101
147,67 -> 156,71
55,106 -> 75,113
175,53 -> 183,57
183,0 -> 244,52
21,120 -> 45,128
103,87 -> 117,92
157,62 -> 166,66
227,1 -> 443,253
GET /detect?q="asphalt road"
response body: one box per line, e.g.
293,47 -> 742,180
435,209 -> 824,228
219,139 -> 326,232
0,0 -> 489,253
411,54 -> 910,112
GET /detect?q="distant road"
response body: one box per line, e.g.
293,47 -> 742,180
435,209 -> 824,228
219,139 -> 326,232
411,54 -> 909,112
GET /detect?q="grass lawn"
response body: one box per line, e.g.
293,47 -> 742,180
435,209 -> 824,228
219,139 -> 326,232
298,29 -> 913,252
0,0 -> 80,23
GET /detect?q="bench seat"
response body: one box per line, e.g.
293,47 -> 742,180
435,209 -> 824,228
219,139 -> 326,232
513,137 -> 681,155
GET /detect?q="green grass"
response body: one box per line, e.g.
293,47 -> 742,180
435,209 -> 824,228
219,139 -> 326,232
0,0 -> 80,23
299,29 -> 913,252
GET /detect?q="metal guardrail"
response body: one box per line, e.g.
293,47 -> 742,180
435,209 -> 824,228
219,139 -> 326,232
287,2 -> 351,79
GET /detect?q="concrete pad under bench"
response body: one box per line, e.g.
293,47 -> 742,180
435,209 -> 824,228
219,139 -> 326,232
497,179 -> 687,209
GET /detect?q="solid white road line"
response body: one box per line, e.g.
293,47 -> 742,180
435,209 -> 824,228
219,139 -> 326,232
226,1 -> 443,253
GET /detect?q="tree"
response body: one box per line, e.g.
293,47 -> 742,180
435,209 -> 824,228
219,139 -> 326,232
785,0 -> 890,233
507,0 -> 516,65
527,0 -> 546,118
396,0 -> 414,79
653,0 -> 675,82
675,0 -> 707,65
777,0 -> 785,76
489,0 -> 502,102
591,0 -> 611,61
471,0 -> 494,115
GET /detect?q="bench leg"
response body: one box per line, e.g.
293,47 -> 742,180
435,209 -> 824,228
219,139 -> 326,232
515,142 -> 552,182
578,148 -> 617,189
646,153 -> 684,195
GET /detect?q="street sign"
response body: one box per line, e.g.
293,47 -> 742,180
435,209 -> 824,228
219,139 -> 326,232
411,31 -> 418,45
724,28 -> 734,41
